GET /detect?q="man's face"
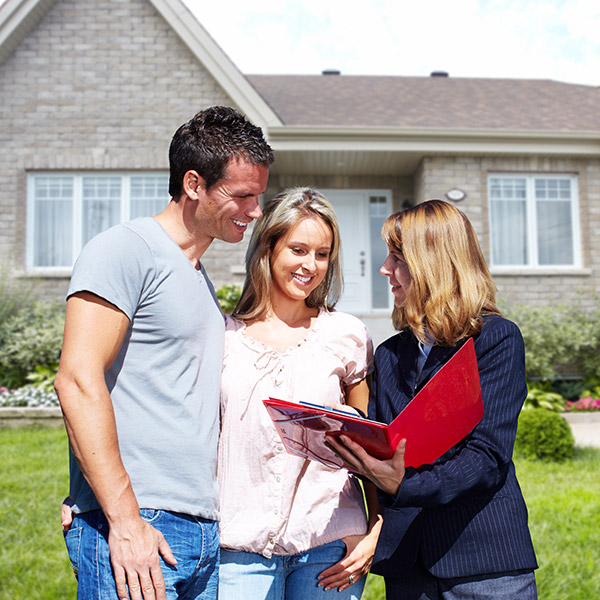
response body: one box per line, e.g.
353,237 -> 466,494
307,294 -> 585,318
196,157 -> 269,245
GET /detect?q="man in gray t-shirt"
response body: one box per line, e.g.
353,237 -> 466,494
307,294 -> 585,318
55,106 -> 273,600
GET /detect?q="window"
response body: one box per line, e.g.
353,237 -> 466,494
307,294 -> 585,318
369,196 -> 390,309
27,173 -> 169,269
488,174 -> 580,267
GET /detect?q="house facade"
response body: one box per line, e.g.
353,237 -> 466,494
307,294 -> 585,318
1,0 -> 599,344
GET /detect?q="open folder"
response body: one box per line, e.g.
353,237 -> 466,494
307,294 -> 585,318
263,337 -> 483,470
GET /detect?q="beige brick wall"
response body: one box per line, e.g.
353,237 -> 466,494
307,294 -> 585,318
416,155 -> 600,309
0,0 -> 238,300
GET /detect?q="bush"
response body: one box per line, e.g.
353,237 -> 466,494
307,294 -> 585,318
505,298 -> 600,382
552,378 -> 589,402
26,362 -> 60,392
0,264 -> 37,325
524,381 -> 566,412
0,301 -> 65,389
216,284 -> 242,314
515,408 -> 575,462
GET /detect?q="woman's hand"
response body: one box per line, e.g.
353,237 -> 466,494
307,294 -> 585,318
326,435 -> 407,496
316,529 -> 380,592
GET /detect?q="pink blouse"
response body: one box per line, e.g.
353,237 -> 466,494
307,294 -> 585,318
218,309 -> 374,557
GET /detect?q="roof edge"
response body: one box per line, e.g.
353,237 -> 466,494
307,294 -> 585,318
267,125 -> 600,140
147,0 -> 282,129
268,126 -> 600,155
0,0 -> 56,66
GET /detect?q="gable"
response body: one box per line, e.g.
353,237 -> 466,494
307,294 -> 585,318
1,0 -> 233,165
0,0 -> 278,286
0,0 -> 280,130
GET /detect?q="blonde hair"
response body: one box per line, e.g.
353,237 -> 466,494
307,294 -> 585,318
382,199 -> 500,346
233,187 -> 343,321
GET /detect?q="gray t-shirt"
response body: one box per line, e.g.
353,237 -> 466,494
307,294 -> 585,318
67,217 -> 224,520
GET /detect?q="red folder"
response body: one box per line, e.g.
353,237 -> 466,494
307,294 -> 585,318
263,337 -> 483,470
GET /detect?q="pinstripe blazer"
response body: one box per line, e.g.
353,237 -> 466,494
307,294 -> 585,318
369,314 -> 538,579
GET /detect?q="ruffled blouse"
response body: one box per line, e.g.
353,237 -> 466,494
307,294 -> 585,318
218,309 -> 374,557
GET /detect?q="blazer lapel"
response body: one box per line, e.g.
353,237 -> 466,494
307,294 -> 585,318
416,344 -> 461,393
393,332 -> 423,398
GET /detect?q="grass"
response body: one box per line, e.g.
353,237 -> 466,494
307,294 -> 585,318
1,427 -> 599,600
515,446 -> 600,599
363,446 -> 600,600
0,426 -> 77,599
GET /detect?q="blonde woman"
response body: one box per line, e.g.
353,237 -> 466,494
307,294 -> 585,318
218,187 -> 380,600
330,200 -> 538,600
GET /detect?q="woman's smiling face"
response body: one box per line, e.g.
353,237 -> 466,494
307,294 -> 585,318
270,216 -> 333,304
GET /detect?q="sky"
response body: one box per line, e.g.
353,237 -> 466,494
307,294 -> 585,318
184,0 -> 600,87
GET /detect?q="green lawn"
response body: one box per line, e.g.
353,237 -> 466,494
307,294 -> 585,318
1,427 -> 598,600
0,427 -> 77,599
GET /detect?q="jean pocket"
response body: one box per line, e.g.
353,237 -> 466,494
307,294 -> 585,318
332,538 -> 347,551
64,522 -> 83,580
139,508 -> 163,525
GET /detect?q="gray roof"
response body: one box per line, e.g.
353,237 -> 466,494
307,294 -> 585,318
247,74 -> 600,132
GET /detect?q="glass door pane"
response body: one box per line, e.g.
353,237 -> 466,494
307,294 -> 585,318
369,196 -> 390,309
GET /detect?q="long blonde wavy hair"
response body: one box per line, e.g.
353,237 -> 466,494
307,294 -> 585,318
382,199 -> 500,346
233,187 -> 343,321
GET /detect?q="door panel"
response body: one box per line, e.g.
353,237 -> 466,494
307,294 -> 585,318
324,190 -> 369,313
324,189 -> 392,313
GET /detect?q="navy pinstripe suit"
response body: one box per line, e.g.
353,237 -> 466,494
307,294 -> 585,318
369,314 -> 538,580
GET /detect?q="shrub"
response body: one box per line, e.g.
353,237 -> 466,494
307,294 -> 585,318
581,378 -> 600,399
0,301 -> 65,389
523,383 -> 566,413
0,264 -> 38,325
515,408 -> 575,462
216,284 -> 242,314
552,378 -> 588,402
26,362 -> 60,392
505,298 -> 600,382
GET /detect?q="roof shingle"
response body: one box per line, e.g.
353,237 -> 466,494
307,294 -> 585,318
247,74 -> 600,132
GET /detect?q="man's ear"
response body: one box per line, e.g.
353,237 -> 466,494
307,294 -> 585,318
182,170 -> 205,200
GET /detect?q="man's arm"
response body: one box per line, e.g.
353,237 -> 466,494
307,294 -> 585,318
55,292 -> 175,600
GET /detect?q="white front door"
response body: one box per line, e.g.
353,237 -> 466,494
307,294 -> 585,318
324,190 -> 392,314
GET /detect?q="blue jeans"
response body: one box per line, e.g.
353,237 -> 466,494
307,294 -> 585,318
219,541 -> 365,600
64,509 -> 219,600
385,560 -> 537,600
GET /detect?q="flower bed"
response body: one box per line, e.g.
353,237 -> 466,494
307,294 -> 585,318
0,385 -> 62,428
565,397 -> 600,412
0,385 -> 59,408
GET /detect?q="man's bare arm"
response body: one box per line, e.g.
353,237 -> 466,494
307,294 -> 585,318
55,292 -> 175,600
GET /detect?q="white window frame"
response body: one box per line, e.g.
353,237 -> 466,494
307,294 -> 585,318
26,171 -> 169,273
488,173 -> 581,269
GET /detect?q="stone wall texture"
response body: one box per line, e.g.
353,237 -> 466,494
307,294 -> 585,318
0,0 -> 237,299
415,155 -> 600,309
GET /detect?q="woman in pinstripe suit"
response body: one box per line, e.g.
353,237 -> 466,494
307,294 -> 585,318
329,200 -> 538,599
